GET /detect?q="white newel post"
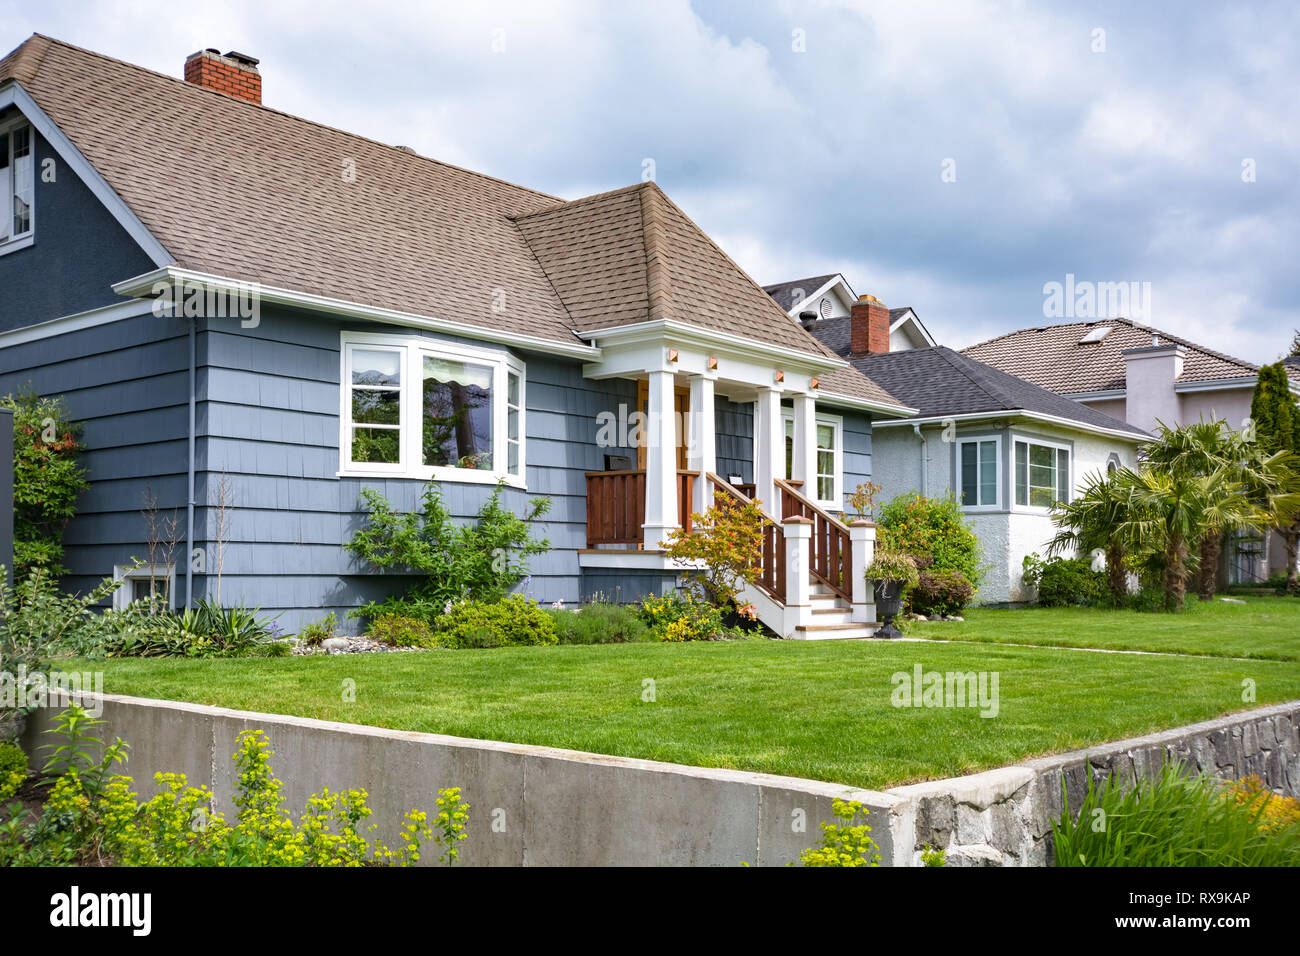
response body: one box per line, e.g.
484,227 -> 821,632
791,391 -> 816,490
850,520 -> 877,624
753,385 -> 783,515
687,373 -> 716,518
643,368 -> 679,550
783,516 -> 813,635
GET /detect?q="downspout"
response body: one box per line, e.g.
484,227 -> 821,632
912,423 -> 928,497
185,316 -> 196,609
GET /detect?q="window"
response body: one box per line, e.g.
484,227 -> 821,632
112,565 -> 175,611
781,409 -> 842,508
1014,438 -> 1070,509
0,117 -> 35,252
341,333 -> 525,484
958,438 -> 999,509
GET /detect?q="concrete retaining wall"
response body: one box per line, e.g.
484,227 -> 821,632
21,695 -> 1299,866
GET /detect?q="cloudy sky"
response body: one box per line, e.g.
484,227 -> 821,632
4,0 -> 1298,363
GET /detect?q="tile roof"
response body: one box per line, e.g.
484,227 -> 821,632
809,317 -> 1146,436
962,318 -> 1260,394
761,274 -> 839,312
1,33 -> 901,379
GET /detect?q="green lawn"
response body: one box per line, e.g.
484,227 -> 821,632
909,595 -> 1300,661
82,636 -> 1300,790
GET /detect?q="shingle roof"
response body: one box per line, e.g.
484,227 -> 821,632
762,274 -> 839,313
808,318 -> 1146,436
0,34 -> 889,370
962,318 -> 1260,394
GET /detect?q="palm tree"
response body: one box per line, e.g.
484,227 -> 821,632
1243,449 -> 1300,593
1047,472 -> 1136,606
1112,464 -> 1258,611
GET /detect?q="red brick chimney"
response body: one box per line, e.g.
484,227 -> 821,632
850,294 -> 890,355
184,49 -> 261,104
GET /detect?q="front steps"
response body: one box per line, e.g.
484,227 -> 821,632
791,580 -> 877,639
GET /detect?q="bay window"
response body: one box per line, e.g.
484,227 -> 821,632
0,117 -> 35,252
958,437 -> 1000,509
341,333 -> 524,484
1014,437 -> 1070,509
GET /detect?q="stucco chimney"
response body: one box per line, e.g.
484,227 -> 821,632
850,295 -> 890,356
184,49 -> 261,104
1121,342 -> 1185,433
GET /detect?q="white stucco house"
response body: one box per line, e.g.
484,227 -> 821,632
764,285 -> 1148,604
965,319 -> 1300,585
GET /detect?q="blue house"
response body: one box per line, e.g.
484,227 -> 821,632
0,36 -> 913,636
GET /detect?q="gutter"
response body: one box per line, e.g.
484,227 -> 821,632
874,408 -> 1149,443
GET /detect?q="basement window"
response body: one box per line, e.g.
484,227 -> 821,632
113,565 -> 176,611
0,117 -> 35,254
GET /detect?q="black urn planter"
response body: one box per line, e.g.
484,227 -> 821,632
872,579 -> 905,639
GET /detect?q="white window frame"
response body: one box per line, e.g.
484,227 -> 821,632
781,408 -> 843,509
0,114 -> 35,256
1012,434 -> 1072,513
112,564 -> 176,611
338,331 -> 526,487
956,434 -> 1003,512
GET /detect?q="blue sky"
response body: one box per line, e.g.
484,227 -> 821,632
4,0 -> 1297,363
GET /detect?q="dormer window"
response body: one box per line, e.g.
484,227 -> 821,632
0,117 -> 34,253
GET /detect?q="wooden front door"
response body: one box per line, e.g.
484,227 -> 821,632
635,378 -> 690,470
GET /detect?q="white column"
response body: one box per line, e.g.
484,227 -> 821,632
850,520 -> 877,624
752,386 -> 783,516
687,374 -> 716,517
643,369 -> 679,550
791,391 -> 817,492
783,516 -> 813,635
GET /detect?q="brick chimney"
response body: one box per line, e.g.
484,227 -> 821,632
184,49 -> 261,104
850,294 -> 890,356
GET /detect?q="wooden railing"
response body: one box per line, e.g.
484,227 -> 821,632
775,478 -> 852,602
585,470 -> 696,548
708,473 -> 785,603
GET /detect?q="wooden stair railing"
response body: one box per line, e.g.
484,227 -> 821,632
585,469 -> 697,548
775,478 -> 853,603
706,473 -> 785,603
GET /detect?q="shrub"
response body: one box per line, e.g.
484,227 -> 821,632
864,549 -> 919,598
638,593 -> 727,642
546,602 -> 651,645
1,392 -> 89,580
1052,764 -> 1300,867
910,570 -> 974,617
98,597 -> 285,659
296,613 -> 340,647
367,613 -> 436,648
662,492 -> 766,606
0,742 -> 26,801
1021,553 -> 1108,607
876,493 -> 984,590
794,799 -> 881,867
0,566 -> 125,670
434,595 -> 557,649
347,481 -> 550,624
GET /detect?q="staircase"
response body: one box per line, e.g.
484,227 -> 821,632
796,579 -> 877,640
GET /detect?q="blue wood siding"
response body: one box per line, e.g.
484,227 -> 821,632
840,407 -> 874,513
0,131 -> 157,332
714,397 -> 753,483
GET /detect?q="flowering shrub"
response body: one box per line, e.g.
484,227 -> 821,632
0,743 -> 26,801
846,481 -> 883,521
0,711 -> 460,867
545,601 -> 651,645
795,799 -> 881,867
1228,775 -> 1300,833
662,492 -> 766,607
877,493 -> 984,593
638,593 -> 726,642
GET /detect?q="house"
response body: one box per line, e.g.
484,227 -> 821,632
0,35 -> 917,638
764,273 -> 935,352
964,318 -> 1300,584
765,289 -> 1147,603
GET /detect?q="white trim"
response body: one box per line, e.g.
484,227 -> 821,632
807,390 -> 917,418
0,113 -> 34,255
579,317 -> 847,375
955,433 -> 1002,512
0,297 -> 158,348
1173,377 -> 1258,394
114,266 -> 599,360
782,275 -> 848,317
887,308 -> 937,347
338,330 -> 526,487
873,408 -> 1146,443
112,564 -> 176,610
577,549 -> 691,571
782,407 -> 843,509
0,82 -> 172,267
1010,433 -> 1073,513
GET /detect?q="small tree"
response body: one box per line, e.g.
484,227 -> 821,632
1047,471 -> 1135,606
662,492 -> 766,607
1,392 -> 89,580
1251,362 -> 1300,591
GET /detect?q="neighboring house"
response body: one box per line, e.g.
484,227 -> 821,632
764,273 -> 934,352
964,318 -> 1300,584
0,35 -> 915,638
766,289 -> 1147,603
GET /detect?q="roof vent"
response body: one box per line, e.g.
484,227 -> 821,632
1079,326 -> 1113,344
819,297 -> 833,319
394,145 -> 416,153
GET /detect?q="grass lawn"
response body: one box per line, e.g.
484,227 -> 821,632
908,595 -> 1300,661
82,636 -> 1300,790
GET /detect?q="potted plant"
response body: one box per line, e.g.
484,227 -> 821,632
865,550 -> 918,639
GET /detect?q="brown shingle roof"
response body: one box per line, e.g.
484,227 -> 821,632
962,318 -> 1260,393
